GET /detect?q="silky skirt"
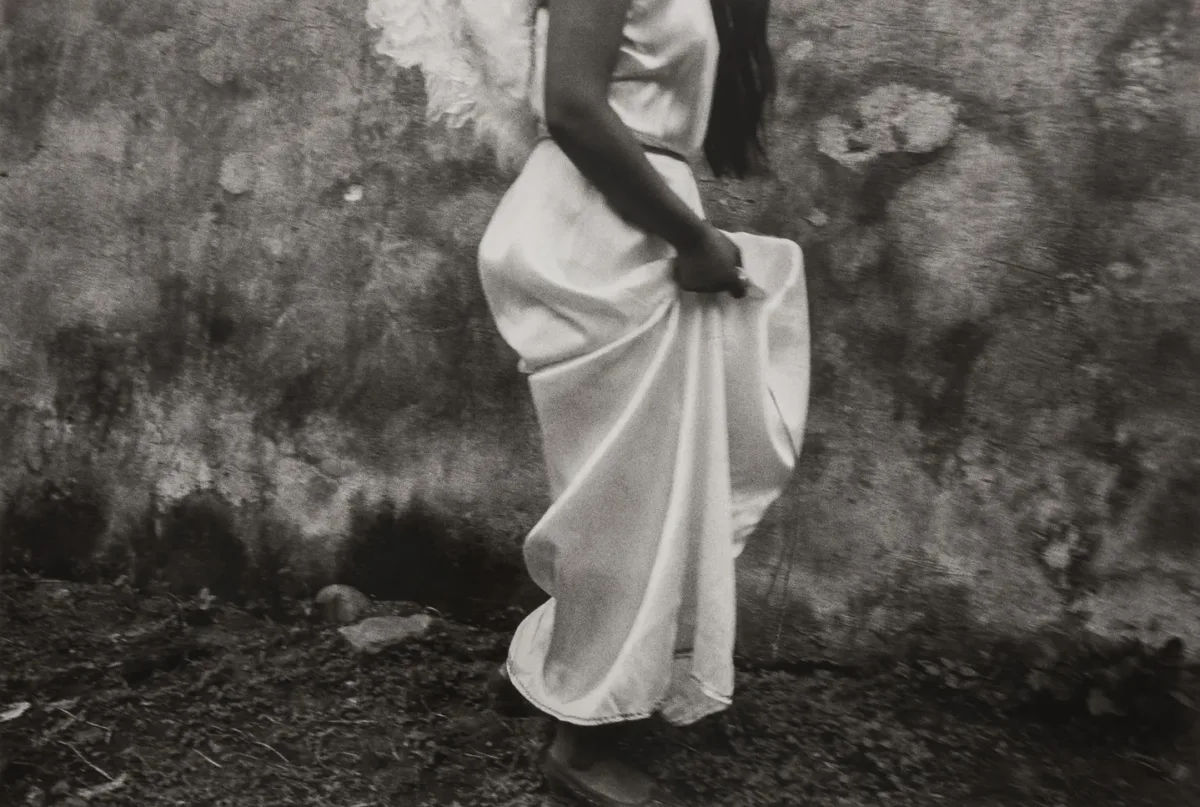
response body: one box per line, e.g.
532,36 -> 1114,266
478,140 -> 810,726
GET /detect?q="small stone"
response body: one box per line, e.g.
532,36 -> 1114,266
1042,540 -> 1072,572
338,615 -> 434,654
76,773 -> 128,801
314,585 -> 371,625
72,726 -> 106,746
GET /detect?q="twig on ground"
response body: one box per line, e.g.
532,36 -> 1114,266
194,748 -> 223,768
254,739 -> 291,765
230,726 -> 291,765
56,708 -> 113,740
61,741 -> 115,781
77,772 -> 129,800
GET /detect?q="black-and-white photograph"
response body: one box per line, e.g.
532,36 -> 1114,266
1,1 -> 1198,805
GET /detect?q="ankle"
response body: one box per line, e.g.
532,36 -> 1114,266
552,722 -> 611,768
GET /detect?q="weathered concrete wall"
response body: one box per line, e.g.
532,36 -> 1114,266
1,0 -> 1197,662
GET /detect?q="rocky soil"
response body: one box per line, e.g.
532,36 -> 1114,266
2,575 -> 1198,807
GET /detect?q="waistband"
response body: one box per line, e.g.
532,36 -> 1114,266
536,135 -> 686,163
642,142 -> 687,162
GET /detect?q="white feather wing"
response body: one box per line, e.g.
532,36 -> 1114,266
365,0 -> 539,171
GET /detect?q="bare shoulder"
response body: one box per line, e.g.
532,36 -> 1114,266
542,0 -> 634,21
544,0 -> 638,80
542,0 -> 636,103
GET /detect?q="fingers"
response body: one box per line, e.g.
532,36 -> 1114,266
723,233 -> 747,298
670,255 -> 750,297
673,271 -> 748,297
729,268 -> 749,299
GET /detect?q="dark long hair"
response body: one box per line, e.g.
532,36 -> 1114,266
704,0 -> 776,178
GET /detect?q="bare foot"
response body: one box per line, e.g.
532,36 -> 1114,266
546,723 -> 657,805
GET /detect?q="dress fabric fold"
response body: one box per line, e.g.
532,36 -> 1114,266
477,0 -> 810,726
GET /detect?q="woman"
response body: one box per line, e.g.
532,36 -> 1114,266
480,0 -> 810,803
371,0 -> 809,803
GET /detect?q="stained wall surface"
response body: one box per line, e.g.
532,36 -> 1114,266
1,0 -> 1197,661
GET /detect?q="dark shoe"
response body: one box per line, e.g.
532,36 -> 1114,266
541,746 -> 677,806
488,664 -> 542,718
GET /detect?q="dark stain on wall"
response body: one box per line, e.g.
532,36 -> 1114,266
154,490 -> 249,601
338,495 -> 530,629
95,0 -> 178,38
845,564 -> 980,657
1038,522 -> 1103,603
126,507 -> 162,592
47,324 -> 137,441
273,365 -> 331,432
1091,375 -> 1146,517
1145,458 -> 1200,558
853,149 -> 943,225
0,477 -> 108,580
1150,328 -> 1194,372
914,321 -> 991,471
137,273 -> 264,389
144,275 -> 198,385
1,1 -> 64,162
245,519 -> 328,617
1,0 -> 1198,660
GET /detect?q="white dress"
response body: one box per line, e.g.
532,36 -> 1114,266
478,0 -> 810,727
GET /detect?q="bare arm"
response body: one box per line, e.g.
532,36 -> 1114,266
542,0 -> 707,251
541,0 -> 746,296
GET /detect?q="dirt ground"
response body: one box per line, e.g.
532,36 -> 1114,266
2,575 -> 1198,807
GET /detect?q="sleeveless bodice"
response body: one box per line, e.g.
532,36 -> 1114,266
531,0 -> 719,160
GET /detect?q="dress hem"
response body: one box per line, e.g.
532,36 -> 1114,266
505,653 -> 732,728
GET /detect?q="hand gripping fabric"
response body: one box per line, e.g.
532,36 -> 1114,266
365,0 -> 540,172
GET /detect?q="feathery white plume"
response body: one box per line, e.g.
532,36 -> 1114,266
365,0 -> 541,171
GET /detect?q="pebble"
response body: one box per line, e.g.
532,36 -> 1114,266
314,585 -> 372,625
338,615 -> 435,655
